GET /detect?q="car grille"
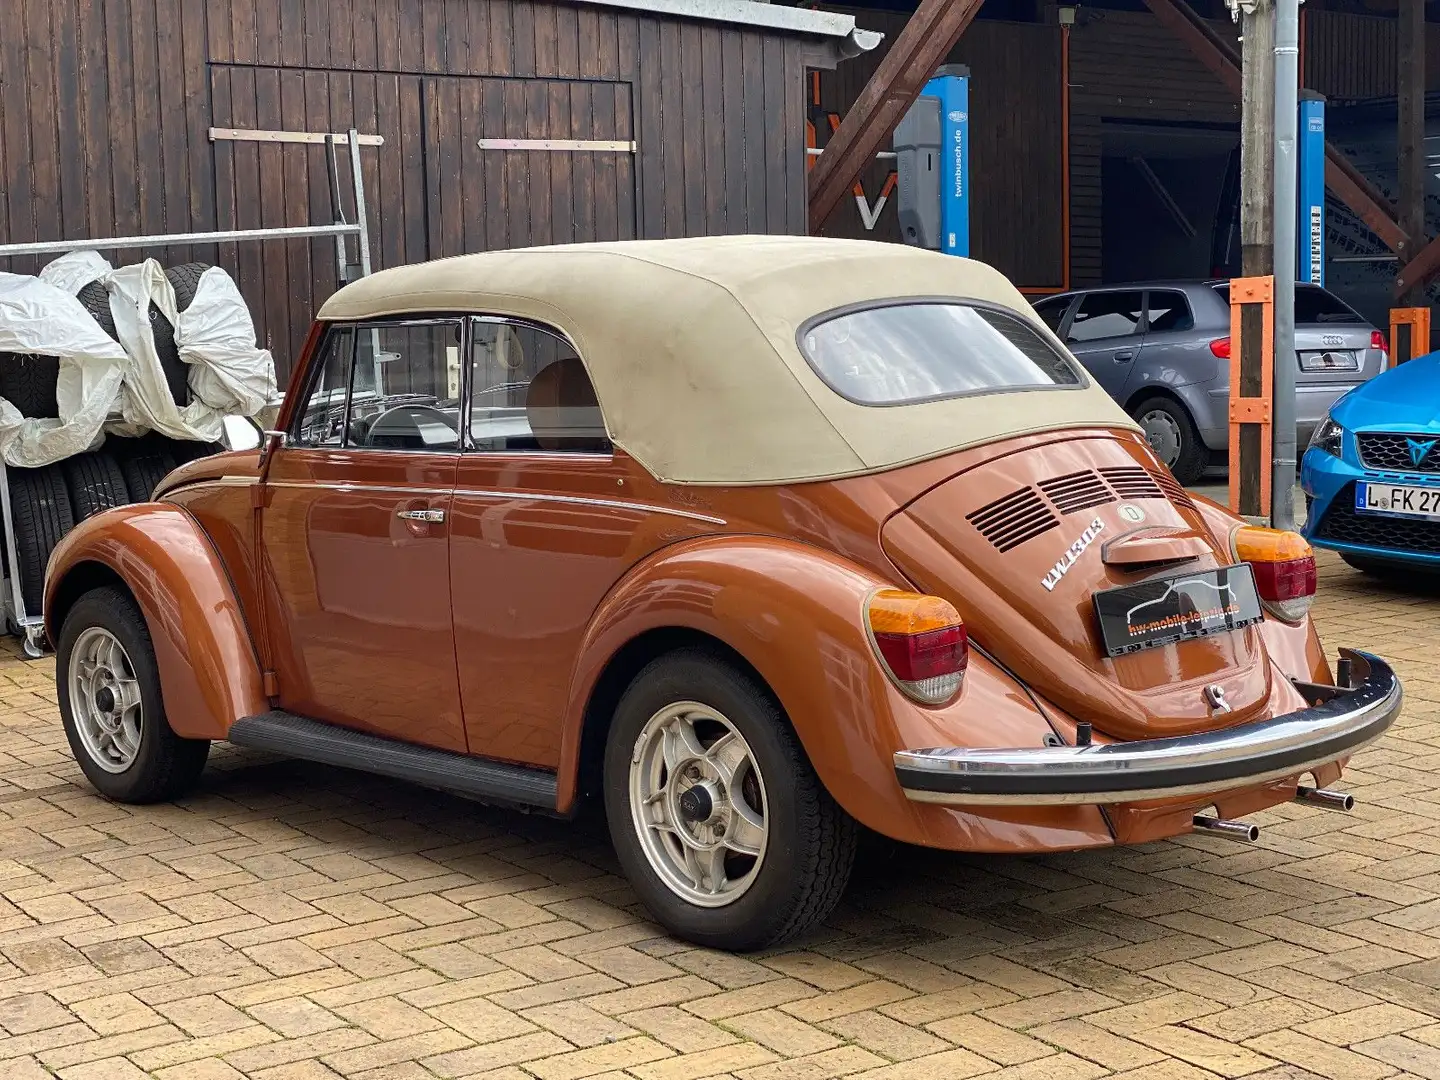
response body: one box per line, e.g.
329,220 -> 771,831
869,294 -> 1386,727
1357,432 -> 1440,474
1313,482 -> 1440,554
968,466 -> 1195,552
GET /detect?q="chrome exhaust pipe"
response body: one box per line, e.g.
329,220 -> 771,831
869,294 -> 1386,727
1192,815 -> 1259,842
1295,786 -> 1355,812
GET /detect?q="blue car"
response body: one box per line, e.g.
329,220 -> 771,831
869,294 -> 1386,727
1302,352 -> 1440,576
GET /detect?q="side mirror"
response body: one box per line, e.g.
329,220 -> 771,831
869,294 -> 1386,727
258,429 -> 286,469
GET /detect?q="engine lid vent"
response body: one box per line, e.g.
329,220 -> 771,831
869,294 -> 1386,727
1098,466 -> 1167,502
1039,470 -> 1114,515
966,487 -> 1059,553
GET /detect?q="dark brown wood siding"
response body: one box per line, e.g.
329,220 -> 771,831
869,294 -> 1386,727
0,0 -> 825,374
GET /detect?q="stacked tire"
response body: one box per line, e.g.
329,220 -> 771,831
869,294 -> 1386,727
0,261 -> 225,621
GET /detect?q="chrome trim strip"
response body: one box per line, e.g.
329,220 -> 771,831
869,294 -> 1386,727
261,480 -> 726,525
894,649 -> 1401,806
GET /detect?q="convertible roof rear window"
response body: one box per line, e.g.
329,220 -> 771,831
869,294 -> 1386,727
799,301 -> 1083,407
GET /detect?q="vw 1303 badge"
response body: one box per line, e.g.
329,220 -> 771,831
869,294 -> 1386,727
1042,517 -> 1105,592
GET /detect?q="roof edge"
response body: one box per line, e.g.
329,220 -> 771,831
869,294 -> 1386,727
567,0 -> 882,48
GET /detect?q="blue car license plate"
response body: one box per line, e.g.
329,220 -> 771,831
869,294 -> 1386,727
1355,482 -> 1440,521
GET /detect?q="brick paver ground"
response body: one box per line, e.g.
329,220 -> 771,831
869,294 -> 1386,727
1,551 -> 1438,1079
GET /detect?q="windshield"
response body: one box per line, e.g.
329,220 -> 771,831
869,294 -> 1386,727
799,301 -> 1083,407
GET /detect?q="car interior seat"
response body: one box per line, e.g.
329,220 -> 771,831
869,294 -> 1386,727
525,357 -> 609,453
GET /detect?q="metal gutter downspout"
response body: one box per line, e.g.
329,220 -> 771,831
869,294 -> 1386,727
1272,0 -> 1300,530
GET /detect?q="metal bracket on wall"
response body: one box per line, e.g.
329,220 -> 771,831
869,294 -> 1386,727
477,138 -> 637,152
209,128 -> 384,146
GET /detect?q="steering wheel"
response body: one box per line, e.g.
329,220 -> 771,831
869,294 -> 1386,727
365,404 -> 459,449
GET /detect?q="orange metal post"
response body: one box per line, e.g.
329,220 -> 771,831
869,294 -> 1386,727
1389,307 -> 1431,365
1228,276 -> 1275,518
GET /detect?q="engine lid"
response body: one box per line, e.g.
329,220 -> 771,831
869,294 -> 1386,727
879,435 -> 1275,740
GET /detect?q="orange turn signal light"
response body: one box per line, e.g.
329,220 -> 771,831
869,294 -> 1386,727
866,589 -> 963,636
1232,525 -> 1312,563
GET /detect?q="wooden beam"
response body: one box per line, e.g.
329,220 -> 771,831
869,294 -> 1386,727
1396,232 -> 1440,295
1141,0 -> 1410,258
806,0 -> 984,234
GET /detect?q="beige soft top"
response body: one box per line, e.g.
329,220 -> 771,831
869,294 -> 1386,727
318,236 -> 1141,485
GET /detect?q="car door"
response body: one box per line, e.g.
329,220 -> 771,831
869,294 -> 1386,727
259,319 -> 468,752
449,317 -> 665,769
1064,289 -> 1146,401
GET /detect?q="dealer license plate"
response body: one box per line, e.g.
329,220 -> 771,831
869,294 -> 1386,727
1298,349 -> 1359,372
1356,481 -> 1440,520
1093,565 -> 1264,658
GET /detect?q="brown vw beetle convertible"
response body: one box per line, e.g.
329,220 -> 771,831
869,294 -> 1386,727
46,237 -> 1401,951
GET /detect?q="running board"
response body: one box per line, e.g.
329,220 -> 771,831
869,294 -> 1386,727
228,711 -> 559,811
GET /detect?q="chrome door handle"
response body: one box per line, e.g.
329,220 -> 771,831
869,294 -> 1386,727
397,508 -> 446,523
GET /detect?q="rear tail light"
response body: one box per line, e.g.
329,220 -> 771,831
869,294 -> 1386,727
1230,525 -> 1317,622
1209,337 -> 1231,359
866,589 -> 968,705
1371,329 -> 1389,355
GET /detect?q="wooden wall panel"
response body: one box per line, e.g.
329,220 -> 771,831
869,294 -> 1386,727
4,0 -> 820,372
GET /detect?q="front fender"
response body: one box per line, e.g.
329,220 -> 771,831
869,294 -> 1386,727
558,535 -> 1112,852
45,504 -> 268,740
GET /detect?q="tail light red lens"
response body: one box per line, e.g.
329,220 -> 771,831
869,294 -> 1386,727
1371,329 -> 1389,354
1231,526 -> 1316,622
1209,337 -> 1231,359
866,590 -> 968,705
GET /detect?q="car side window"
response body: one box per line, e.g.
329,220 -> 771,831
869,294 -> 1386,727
292,326 -> 356,448
468,318 -> 610,454
1145,291 -> 1195,333
348,322 -> 464,451
1033,296 -> 1071,332
1067,291 -> 1144,343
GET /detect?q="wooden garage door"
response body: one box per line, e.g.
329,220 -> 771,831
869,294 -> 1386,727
422,75 -> 636,259
210,65 -> 634,374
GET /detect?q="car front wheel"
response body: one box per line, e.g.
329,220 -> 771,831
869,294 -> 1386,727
57,587 -> 210,803
1132,395 -> 1207,486
604,649 -> 857,951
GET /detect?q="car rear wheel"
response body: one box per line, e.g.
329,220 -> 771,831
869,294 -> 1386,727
1132,395 -> 1207,486
57,587 -> 209,803
603,649 -> 856,951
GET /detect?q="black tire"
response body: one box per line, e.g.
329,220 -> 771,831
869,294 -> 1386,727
166,262 -> 210,313
166,438 -> 221,464
7,465 -> 75,616
0,353 -> 61,419
603,648 -> 857,951
1131,395 -> 1207,486
150,300 -> 190,408
79,276 -> 190,407
113,438 -> 179,502
77,279 -> 118,340
56,586 -> 209,803
62,451 -> 130,522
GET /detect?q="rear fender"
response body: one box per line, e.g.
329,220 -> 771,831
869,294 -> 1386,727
559,536 -> 1107,850
45,504 -> 268,740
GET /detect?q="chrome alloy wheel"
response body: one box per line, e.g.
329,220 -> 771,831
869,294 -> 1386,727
68,627 -> 143,774
1140,407 -> 1183,467
628,701 -> 769,907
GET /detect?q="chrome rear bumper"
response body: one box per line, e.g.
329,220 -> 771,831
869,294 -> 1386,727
894,649 -> 1400,806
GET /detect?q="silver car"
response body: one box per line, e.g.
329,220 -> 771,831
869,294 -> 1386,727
1033,281 -> 1387,484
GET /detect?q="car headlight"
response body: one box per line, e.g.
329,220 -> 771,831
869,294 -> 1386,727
1309,415 -> 1343,458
